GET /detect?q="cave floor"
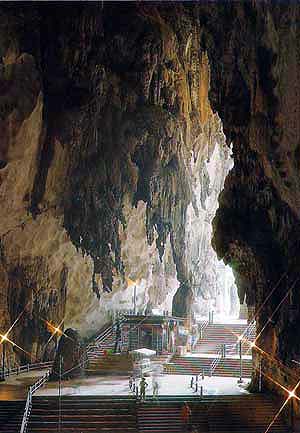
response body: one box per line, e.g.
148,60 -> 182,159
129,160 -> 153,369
0,369 -> 251,401
35,374 -> 250,398
0,369 -> 47,400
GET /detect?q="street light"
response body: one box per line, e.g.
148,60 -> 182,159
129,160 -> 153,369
237,336 -> 243,384
133,285 -> 137,315
0,340 -> 5,382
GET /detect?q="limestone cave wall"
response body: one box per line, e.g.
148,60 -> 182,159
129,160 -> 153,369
206,2 -> 300,401
0,2 -> 219,364
0,2 -> 300,405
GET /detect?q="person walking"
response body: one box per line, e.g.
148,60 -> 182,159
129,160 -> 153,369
114,320 -> 122,353
140,376 -> 148,401
190,376 -> 194,389
129,375 -> 133,392
152,377 -> 159,399
181,401 -> 192,432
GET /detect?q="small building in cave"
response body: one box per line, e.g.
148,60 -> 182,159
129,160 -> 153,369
121,314 -> 185,354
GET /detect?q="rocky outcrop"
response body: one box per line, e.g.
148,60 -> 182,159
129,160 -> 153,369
50,328 -> 83,380
207,2 -> 300,402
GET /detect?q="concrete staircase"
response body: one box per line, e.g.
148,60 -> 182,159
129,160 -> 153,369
0,400 -> 25,433
137,395 -> 288,433
86,352 -> 133,376
27,396 -> 138,433
4,394 -> 289,433
205,394 -> 288,433
164,355 -> 252,377
87,328 -> 116,359
138,397 -> 209,433
85,321 -> 125,375
151,353 -> 172,365
195,323 -> 255,355
138,401 -> 183,433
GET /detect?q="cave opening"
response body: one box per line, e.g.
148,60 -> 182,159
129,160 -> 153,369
185,137 -> 241,323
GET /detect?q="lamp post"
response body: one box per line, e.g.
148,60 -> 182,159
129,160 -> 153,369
258,356 -> 262,392
291,360 -> 300,430
58,355 -> 63,433
0,341 -> 5,382
237,338 -> 243,384
133,285 -> 137,315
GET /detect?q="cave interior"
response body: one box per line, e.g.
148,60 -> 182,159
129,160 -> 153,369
0,1 -> 300,431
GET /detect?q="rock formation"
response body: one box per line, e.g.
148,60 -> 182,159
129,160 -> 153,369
50,328 -> 83,380
0,2 -> 300,405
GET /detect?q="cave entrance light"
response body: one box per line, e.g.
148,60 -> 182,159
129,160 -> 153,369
187,137 -> 241,323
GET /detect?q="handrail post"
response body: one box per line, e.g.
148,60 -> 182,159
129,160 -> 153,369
1,341 -> 5,382
259,356 -> 262,392
237,339 -> 243,384
58,355 -> 62,433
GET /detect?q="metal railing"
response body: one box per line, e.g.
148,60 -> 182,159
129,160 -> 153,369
1,361 -> 53,379
20,370 -> 50,433
18,316 -> 128,433
85,314 -> 127,356
210,346 -> 223,376
243,320 -> 256,341
198,320 -> 209,340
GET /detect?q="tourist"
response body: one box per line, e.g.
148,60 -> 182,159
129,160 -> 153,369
129,375 -> 133,391
140,376 -> 148,401
114,320 -> 122,353
181,401 -> 192,432
152,377 -> 159,399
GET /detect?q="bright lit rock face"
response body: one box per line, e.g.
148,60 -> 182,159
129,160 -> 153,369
0,3 -> 300,405
185,132 -> 239,319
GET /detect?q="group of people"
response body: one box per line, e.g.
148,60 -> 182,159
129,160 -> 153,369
129,375 -> 159,401
128,376 -> 194,431
190,373 -> 204,394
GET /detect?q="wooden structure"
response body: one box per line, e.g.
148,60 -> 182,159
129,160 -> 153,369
121,315 -> 184,354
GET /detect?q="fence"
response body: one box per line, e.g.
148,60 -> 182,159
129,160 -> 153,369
20,370 -> 50,433
1,361 -> 53,379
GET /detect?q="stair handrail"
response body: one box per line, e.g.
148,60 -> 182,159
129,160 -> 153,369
242,320 -> 256,341
86,314 -> 127,353
198,319 -> 209,340
122,315 -> 149,337
210,346 -> 223,376
20,370 -> 50,433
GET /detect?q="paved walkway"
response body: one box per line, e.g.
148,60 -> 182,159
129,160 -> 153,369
0,368 -> 251,400
36,374 -> 250,397
0,370 -> 46,401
